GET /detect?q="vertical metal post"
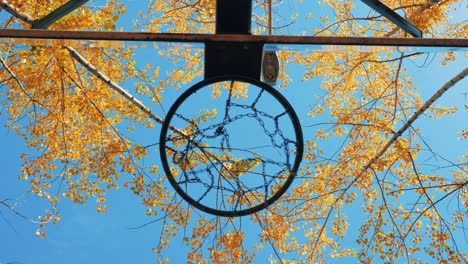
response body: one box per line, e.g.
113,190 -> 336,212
268,0 -> 272,35
215,0 -> 252,34
205,0 -> 263,80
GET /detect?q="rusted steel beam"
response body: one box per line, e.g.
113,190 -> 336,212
0,29 -> 466,49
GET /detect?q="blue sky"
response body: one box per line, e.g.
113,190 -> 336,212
1,50 -> 466,264
1,1 -> 467,263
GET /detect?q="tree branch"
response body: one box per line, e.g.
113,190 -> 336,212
311,67 -> 468,256
0,198 -> 49,224
0,0 -> 35,24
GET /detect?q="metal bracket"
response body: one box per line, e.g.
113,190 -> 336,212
205,42 -> 263,80
204,0 -> 263,80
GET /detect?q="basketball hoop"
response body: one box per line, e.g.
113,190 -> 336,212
159,75 -> 303,217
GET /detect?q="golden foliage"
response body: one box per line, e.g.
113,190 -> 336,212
0,0 -> 467,263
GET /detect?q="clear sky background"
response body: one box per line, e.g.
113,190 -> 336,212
0,1 -> 467,263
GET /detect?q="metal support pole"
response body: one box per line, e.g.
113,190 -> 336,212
268,0 -> 272,35
32,0 -> 89,29
361,0 -> 422,38
215,0 -> 252,34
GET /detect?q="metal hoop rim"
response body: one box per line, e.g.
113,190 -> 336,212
159,75 -> 304,217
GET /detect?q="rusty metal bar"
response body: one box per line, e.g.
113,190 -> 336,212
0,29 -> 466,49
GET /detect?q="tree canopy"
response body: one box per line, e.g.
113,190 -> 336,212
0,0 -> 467,263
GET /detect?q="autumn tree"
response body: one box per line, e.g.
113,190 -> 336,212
1,0 -> 467,263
